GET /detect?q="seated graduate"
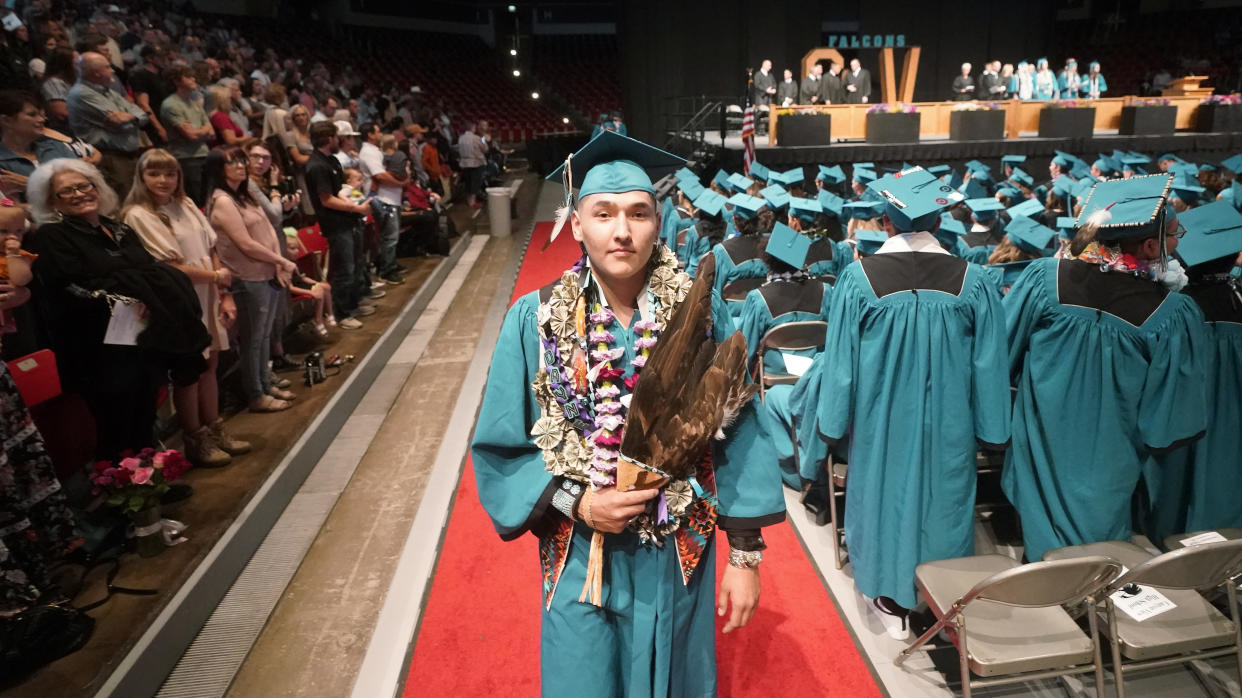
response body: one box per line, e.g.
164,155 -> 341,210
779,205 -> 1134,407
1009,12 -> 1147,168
815,189 -> 849,243
814,164 -> 849,202
788,195 -> 852,280
739,222 -> 834,489
661,173 -> 699,251
471,131 -> 785,697
957,197 -> 1005,262
807,166 -> 1010,639
703,192 -> 770,321
1003,175 -> 1208,563
681,188 -> 727,277
1140,202 -> 1242,543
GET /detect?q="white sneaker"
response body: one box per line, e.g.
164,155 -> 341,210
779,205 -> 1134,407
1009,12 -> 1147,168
339,317 -> 363,329
866,596 -> 910,641
370,280 -> 385,289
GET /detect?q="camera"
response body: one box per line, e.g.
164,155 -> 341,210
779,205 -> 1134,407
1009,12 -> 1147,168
303,351 -> 326,386
279,175 -> 297,196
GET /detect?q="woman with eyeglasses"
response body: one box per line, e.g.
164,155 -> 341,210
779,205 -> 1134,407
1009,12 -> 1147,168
26,158 -> 211,462
205,145 -> 298,412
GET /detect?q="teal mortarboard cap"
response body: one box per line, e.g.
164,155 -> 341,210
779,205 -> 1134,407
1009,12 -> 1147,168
817,190 -> 845,218
853,167 -> 877,184
853,162 -> 876,170
966,197 -> 1005,221
748,162 -> 771,182
868,166 -> 963,231
1056,215 -> 1077,238
728,193 -> 765,219
1071,177 -> 1096,201
1092,157 -> 1114,175
817,164 -> 846,184
971,169 -> 995,184
927,164 -> 951,177
1157,153 -> 1182,163
693,188 -> 727,217
988,259 -> 1036,287
1125,151 -> 1151,164
728,172 -> 756,193
713,169 -> 731,190
547,130 -> 684,201
1077,174 -> 1174,241
675,167 -> 698,183
965,160 -> 990,173
1008,197 -> 1045,220
1070,160 -> 1093,180
1051,174 -> 1075,199
1006,216 -> 1057,256
788,196 -> 823,222
765,222 -> 812,269
844,199 -> 886,219
1228,180 -> 1242,213
948,168 -> 964,190
996,183 -> 1021,200
772,168 -> 805,188
854,228 -> 888,255
960,178 -> 988,200
1169,173 -> 1205,203
760,184 -> 790,211
676,177 -> 703,199
1001,154 -> 1027,166
1199,161 -> 1218,173
1168,162 -> 1199,178
1176,200 -> 1242,267
1052,151 -> 1076,167
1009,167 -> 1034,187
1220,154 -> 1242,174
938,213 -> 966,236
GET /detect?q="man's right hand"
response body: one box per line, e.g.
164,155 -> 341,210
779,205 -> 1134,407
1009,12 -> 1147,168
106,110 -> 134,124
579,486 -> 660,533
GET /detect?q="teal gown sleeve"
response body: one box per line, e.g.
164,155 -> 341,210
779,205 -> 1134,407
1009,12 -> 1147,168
470,292 -> 556,540
968,268 -> 1012,448
738,289 -> 770,369
1002,258 -> 1051,384
683,232 -> 711,278
808,265 -> 864,473
1138,295 -> 1208,451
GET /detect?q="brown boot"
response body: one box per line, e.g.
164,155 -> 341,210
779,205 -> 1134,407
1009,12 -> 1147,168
208,418 -> 252,456
185,425 -> 232,468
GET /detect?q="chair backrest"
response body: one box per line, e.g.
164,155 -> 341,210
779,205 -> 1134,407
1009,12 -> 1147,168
676,229 -> 688,248
759,321 -> 827,353
1118,539 -> 1242,592
722,277 -> 764,303
966,556 -> 1123,608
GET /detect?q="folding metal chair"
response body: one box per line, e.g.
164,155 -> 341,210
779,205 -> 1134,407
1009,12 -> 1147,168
1044,538 -> 1242,698
721,277 -> 764,306
754,320 -> 826,400
825,454 -> 848,569
896,555 -> 1122,698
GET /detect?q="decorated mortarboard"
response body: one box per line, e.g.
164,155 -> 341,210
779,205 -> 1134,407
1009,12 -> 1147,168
1007,197 -> 1045,220
772,167 -> 806,188
1001,154 -> 1027,166
788,196 -> 823,222
693,188 -> 727,217
844,199 -> 886,219
853,167 -> 877,184
927,164 -> 952,177
546,130 -> 685,242
1076,174 -> 1174,241
988,259 -> 1036,287
854,228 -> 889,255
938,212 -> 967,236
1006,216 -> 1057,256
966,196 -> 1005,220
867,166 -> 964,231
1056,215 -> 1077,238
760,184 -> 791,211
817,190 -> 845,218
1175,200 -> 1242,267
817,164 -> 846,184
748,162 -> 772,182
728,172 -> 756,193
765,222 -> 812,269
1051,174 -> 1075,199
675,167 -> 698,183
713,169 -> 731,190
1169,172 -> 1205,202
727,193 -> 765,219
1009,167 -> 1034,187
960,177 -> 988,200
1220,154 -> 1242,174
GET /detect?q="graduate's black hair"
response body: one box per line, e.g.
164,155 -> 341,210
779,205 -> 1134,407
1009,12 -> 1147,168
734,213 -> 759,236
757,207 -> 776,235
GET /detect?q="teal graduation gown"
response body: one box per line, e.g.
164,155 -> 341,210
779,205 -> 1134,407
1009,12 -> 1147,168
1002,258 -> 1208,561
471,284 -> 785,698
809,250 -> 1011,608
706,238 -> 771,323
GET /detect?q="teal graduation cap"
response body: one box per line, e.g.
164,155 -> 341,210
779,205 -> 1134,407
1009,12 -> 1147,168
788,196 -> 823,223
868,166 -> 964,231
1169,173 -> 1205,203
1001,154 -> 1027,166
854,228 -> 888,255
966,196 -> 1005,221
675,167 -> 698,183
853,167 -> 877,184
844,199 -> 886,219
727,193 -> 765,219
1076,174 -> 1174,240
1051,175 -> 1075,199
817,164 -> 846,185
1007,197 -> 1044,220
772,168 -> 805,188
1006,216 -> 1057,256
1176,200 -> 1242,267
960,178 -> 988,200
1056,215 -> 1077,238
964,160 -> 990,174
765,222 -> 812,269
760,184 -> 791,211
728,172 -> 756,193
1009,167 -> 1035,187
676,177 -> 704,200
817,190 -> 845,218
938,212 -> 967,236
927,164 -> 952,177
713,169 -> 731,190
693,188 -> 727,217
1220,154 -> 1242,174
748,162 -> 772,182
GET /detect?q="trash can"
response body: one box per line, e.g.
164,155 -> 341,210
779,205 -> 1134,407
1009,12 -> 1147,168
486,187 -> 512,237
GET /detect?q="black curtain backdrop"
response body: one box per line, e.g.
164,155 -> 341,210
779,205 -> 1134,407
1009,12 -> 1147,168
618,0 -> 1053,140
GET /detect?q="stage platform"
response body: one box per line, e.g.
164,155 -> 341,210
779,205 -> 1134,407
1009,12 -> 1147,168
690,131 -> 1242,171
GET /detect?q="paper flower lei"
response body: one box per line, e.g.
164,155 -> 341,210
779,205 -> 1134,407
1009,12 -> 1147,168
532,245 -> 695,541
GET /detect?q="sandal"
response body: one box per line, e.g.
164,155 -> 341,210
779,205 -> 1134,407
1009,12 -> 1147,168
268,387 -> 296,401
249,395 -> 292,413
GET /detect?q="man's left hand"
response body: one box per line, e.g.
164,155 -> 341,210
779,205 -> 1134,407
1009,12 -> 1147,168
718,564 -> 760,634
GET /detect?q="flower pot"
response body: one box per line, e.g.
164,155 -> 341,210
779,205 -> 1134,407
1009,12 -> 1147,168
778,113 -> 832,146
865,112 -> 920,144
1195,103 -> 1242,133
1037,107 -> 1096,138
130,506 -> 165,558
1119,105 -> 1176,135
949,110 -> 1006,141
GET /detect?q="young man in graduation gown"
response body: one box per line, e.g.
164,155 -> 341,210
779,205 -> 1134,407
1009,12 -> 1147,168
844,58 -> 871,104
1003,175 -> 1208,562
471,131 -> 785,698
805,166 -> 1011,638
1138,202 -> 1242,543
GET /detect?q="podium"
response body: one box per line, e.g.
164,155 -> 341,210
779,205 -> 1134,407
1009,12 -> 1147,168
1161,76 -> 1213,98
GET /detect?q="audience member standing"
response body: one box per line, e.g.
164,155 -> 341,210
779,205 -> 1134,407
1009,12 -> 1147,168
38,47 -> 76,135
66,52 -> 147,198
457,120 -> 487,209
160,64 -> 214,206
0,90 -> 76,202
358,122 -> 407,284
304,120 -> 371,328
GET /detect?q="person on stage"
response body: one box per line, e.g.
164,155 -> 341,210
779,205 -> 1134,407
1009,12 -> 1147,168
753,59 -> 776,109
1033,58 -> 1058,100
952,62 -> 976,101
807,166 -> 1010,639
1057,58 -> 1082,99
471,131 -> 785,698
820,60 -> 845,105
776,68 -> 798,107
1003,175 -> 1208,562
1009,61 -> 1034,100
844,58 -> 871,104
979,60 -> 1006,100
800,63 -> 823,105
1081,61 -> 1108,99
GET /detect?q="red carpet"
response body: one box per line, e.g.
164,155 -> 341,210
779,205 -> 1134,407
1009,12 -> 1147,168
404,222 -> 879,697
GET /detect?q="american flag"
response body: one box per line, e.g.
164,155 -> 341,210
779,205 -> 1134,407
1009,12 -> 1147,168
741,71 -> 756,174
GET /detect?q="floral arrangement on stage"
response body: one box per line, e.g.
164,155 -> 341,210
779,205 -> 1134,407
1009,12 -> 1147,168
866,103 -> 917,114
1130,98 -> 1172,107
952,101 -> 1003,111
1046,100 -> 1094,109
773,106 -> 834,117
1201,95 -> 1242,105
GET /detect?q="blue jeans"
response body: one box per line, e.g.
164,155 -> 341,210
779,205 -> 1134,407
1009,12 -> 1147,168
323,225 -> 365,319
233,279 -> 280,402
371,199 -> 402,276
